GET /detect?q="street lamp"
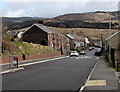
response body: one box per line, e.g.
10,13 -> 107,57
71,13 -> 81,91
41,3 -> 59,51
108,11 -> 112,62
100,30 -> 103,50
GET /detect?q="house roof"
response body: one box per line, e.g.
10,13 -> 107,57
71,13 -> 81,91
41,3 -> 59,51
106,31 -> 120,41
34,23 -> 69,39
65,34 -> 85,40
24,23 -> 68,39
65,34 -> 74,39
33,23 -> 55,33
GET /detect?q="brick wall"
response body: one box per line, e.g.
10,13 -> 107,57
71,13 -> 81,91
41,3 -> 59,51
1,52 -> 61,64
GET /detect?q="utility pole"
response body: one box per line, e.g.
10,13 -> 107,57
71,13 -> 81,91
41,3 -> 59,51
108,11 -> 112,62
101,30 -> 103,49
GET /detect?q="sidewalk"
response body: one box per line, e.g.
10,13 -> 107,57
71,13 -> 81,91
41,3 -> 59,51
82,56 -> 120,92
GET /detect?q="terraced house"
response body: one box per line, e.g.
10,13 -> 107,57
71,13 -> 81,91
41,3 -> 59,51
105,31 -> 120,67
65,34 -> 85,50
22,21 -> 70,54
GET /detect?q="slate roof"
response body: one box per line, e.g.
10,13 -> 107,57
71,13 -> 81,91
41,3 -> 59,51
34,23 -> 68,39
65,34 -> 85,40
106,31 -> 120,41
33,23 -> 55,33
65,34 -> 74,39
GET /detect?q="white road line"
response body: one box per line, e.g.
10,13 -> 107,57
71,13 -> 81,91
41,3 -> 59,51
96,57 -> 99,60
70,56 -> 92,59
19,56 -> 69,67
79,56 -> 99,92
79,86 -> 85,92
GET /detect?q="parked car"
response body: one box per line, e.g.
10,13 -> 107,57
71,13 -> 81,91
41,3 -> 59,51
79,50 -> 86,55
89,47 -> 94,50
94,49 -> 101,56
70,51 -> 79,57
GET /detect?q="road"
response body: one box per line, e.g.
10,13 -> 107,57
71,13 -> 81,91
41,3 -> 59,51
2,49 -> 99,91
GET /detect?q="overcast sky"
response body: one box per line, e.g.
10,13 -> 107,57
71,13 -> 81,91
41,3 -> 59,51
1,0 -> 119,18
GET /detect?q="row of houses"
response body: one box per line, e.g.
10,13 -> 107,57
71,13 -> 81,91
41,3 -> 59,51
17,21 -> 89,54
104,31 -> 120,67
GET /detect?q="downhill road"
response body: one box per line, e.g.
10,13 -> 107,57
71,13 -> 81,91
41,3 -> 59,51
2,49 -> 99,91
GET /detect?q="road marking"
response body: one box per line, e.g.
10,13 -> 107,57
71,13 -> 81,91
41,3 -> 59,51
19,56 -> 69,67
70,56 -> 92,59
79,86 -> 85,92
86,80 -> 106,86
96,57 -> 99,59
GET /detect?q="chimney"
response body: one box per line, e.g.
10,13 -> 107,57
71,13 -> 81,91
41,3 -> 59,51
38,21 -> 43,24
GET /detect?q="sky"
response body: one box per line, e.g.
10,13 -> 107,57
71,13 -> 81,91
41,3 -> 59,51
1,0 -> 120,18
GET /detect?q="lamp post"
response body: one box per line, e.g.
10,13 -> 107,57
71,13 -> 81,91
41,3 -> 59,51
100,30 -> 103,49
107,11 -> 112,62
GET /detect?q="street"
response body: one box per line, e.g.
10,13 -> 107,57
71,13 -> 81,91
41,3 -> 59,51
2,49 -> 98,91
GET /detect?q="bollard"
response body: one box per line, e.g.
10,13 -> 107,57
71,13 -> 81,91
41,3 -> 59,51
15,56 -> 19,68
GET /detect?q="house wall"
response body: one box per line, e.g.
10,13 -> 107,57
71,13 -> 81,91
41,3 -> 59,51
48,33 -> 60,49
105,32 -> 120,64
23,25 -> 48,44
69,40 -> 75,50
106,32 -> 120,49
115,50 -> 120,61
111,34 -> 119,49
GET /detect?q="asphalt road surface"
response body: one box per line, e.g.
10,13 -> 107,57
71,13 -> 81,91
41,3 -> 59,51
2,49 -> 99,91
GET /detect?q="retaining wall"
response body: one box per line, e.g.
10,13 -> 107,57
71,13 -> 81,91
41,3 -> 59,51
1,52 -> 61,64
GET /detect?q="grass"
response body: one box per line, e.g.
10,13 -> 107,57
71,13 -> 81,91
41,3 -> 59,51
113,64 -> 120,72
2,37 -> 59,56
114,67 -> 120,72
12,42 -> 59,55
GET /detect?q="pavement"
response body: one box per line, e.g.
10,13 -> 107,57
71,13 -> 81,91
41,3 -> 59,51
80,56 -> 120,92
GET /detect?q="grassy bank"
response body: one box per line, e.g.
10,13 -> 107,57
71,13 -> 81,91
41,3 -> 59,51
13,42 -> 59,55
2,36 -> 59,56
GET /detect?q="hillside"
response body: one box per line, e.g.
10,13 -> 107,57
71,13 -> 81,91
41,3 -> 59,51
2,11 -> 118,32
2,17 -> 47,32
46,11 -> 118,22
44,11 -> 118,29
47,27 -> 117,40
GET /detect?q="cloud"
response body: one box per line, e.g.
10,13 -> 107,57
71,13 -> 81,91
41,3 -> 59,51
2,2 -> 118,17
5,10 -> 25,17
8,2 -> 30,10
2,0 -> 119,2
